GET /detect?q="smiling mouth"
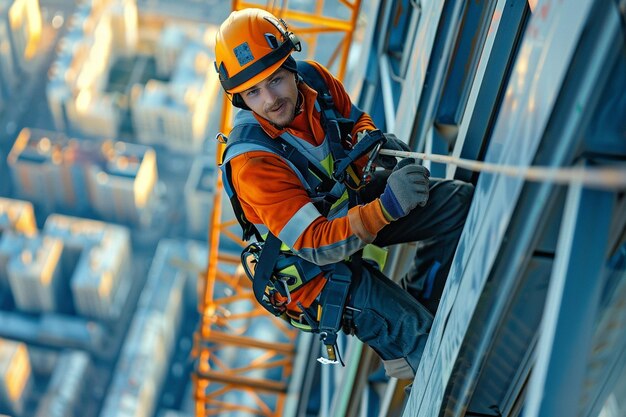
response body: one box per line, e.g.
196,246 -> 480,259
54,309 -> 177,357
269,102 -> 284,113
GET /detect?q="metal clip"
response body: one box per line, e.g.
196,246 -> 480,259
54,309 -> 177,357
215,132 -> 228,144
274,277 -> 292,305
361,141 -> 383,185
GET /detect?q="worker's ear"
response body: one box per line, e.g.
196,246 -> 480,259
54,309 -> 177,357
231,93 -> 250,110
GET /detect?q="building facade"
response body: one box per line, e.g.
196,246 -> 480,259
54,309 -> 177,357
0,0 -> 42,104
43,214 -> 132,321
0,338 -> 31,416
7,128 -> 158,225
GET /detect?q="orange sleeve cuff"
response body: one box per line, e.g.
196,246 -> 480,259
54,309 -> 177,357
347,199 -> 390,243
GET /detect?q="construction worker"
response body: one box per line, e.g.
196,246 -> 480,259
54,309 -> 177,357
214,8 -> 473,380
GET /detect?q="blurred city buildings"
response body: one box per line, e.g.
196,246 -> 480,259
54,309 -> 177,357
0,197 -> 37,235
5,233 -> 64,313
43,214 -> 132,321
131,24 -> 219,153
7,127 -> 159,225
0,0 -> 231,415
0,339 -> 32,416
45,0 -> 136,137
46,0 -> 219,152
100,239 -> 203,417
33,350 -> 91,417
0,0 -> 42,112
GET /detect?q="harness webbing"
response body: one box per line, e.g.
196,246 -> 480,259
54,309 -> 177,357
250,232 -> 284,314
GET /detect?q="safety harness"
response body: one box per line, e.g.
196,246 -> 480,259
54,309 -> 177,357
220,61 -> 386,363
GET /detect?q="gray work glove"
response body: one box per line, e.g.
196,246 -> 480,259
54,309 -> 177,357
379,158 -> 430,220
377,133 -> 411,170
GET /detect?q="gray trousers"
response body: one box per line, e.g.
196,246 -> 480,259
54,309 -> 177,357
345,175 -> 474,376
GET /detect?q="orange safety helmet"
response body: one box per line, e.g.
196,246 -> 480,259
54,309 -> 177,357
214,8 -> 301,100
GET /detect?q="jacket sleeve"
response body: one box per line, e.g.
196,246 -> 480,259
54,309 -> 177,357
231,151 -> 390,265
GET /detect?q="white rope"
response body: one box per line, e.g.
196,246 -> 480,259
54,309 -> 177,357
378,149 -> 626,190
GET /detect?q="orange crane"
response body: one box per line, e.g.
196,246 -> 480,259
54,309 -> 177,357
192,1 -> 363,416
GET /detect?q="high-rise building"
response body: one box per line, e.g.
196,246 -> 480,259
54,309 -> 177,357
0,0 -> 42,101
46,0 -> 137,138
99,310 -> 168,417
87,140 -> 158,225
43,213 -> 106,276
154,25 -> 186,77
0,197 -> 38,294
7,128 -> 57,213
34,350 -> 90,417
0,14 -> 17,104
0,198 -> 37,236
6,234 -> 64,313
70,235 -> 128,320
184,156 -> 215,239
184,156 -> 237,246
109,0 -> 138,56
131,24 -> 219,153
7,128 -> 158,225
0,0 -> 42,67
7,128 -> 94,214
100,240 -> 205,417
0,233 -> 21,292
0,338 -> 32,416
43,214 -> 131,321
62,14 -> 116,138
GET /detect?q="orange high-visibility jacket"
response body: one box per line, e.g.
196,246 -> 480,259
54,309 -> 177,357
228,61 -> 391,309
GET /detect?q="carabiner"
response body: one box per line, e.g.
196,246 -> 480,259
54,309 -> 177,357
361,141 -> 383,185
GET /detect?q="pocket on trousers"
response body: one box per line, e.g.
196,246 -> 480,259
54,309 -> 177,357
354,309 -> 400,360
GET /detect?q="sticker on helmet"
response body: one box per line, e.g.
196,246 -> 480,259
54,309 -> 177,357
234,42 -> 254,66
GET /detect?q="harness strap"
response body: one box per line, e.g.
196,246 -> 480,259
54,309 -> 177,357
316,262 -> 352,363
318,262 -> 352,340
333,129 -> 386,183
230,124 -> 323,181
223,161 -> 262,242
227,123 -> 340,215
251,233 -> 284,315
299,61 -> 361,201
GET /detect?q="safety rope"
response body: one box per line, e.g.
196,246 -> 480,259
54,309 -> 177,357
378,149 -> 626,190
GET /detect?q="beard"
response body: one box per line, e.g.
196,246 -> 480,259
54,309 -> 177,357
264,98 -> 296,129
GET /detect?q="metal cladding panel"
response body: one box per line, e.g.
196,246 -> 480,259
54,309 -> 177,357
465,257 -> 553,415
448,0 -> 529,182
576,248 -> 626,417
523,186 -> 614,417
404,0 -> 598,415
393,0 -> 448,143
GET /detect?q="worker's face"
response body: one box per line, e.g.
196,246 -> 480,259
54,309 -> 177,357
240,68 -> 298,128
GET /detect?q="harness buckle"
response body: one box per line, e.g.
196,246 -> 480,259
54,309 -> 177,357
332,129 -> 386,185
